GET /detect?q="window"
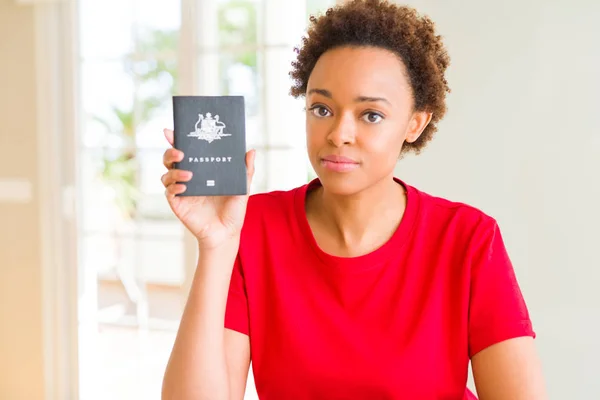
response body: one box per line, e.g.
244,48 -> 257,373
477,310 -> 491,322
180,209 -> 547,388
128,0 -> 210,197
77,0 -> 335,398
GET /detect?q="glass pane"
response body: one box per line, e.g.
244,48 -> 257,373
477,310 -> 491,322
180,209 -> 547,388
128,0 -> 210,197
219,52 -> 260,114
218,0 -> 259,49
127,32 -> 179,108
129,53 -> 178,102
87,227 -> 184,293
80,148 -> 139,234
136,148 -> 177,220
250,147 -> 268,194
81,61 -> 135,148
79,0 -> 136,60
137,233 -> 185,285
134,96 -> 175,150
134,0 -> 181,34
132,54 -> 178,151
222,51 -> 263,148
81,233 -> 118,278
81,42 -> 178,148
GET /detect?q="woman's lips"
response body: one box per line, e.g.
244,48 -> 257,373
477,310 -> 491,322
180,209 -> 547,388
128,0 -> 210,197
320,155 -> 360,172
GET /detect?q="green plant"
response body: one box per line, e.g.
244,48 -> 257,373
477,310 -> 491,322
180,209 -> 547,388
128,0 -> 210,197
218,0 -> 257,68
94,28 -> 179,220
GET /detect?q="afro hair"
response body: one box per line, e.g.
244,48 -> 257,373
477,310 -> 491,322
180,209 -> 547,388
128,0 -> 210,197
290,0 -> 451,154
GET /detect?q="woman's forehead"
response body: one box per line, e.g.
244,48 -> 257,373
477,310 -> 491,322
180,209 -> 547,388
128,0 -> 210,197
307,47 -> 412,102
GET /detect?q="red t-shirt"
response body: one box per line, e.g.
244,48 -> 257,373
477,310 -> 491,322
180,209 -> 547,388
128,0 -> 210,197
225,178 -> 535,399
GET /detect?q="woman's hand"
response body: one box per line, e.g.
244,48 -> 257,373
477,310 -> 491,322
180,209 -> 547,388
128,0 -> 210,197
160,128 -> 256,250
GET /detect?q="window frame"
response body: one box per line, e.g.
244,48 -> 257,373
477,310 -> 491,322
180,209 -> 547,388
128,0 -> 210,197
31,0 -> 81,399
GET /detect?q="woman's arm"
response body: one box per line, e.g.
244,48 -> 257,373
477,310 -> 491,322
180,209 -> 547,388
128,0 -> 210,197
225,329 -> 251,399
471,337 -> 547,400
161,240 -> 251,400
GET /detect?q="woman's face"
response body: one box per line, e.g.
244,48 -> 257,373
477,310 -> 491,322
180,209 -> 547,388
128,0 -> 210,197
305,45 -> 431,195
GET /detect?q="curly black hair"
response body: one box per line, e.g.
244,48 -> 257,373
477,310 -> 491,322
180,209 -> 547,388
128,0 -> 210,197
290,0 -> 451,154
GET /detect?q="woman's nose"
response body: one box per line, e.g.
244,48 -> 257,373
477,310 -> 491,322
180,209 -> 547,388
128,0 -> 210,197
327,114 -> 356,147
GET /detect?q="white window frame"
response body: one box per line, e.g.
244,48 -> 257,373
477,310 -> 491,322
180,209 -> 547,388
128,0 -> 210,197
27,0 -> 81,398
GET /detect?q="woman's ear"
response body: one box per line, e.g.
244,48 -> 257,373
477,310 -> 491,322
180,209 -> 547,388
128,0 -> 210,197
405,111 -> 433,143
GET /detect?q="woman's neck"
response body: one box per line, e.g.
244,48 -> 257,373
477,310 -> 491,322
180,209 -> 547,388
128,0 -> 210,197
306,176 -> 407,257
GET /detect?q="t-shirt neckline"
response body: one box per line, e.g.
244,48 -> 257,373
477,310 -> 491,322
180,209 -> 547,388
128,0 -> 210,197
294,177 -> 420,272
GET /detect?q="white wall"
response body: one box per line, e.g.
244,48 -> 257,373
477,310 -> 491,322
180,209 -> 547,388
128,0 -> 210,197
395,0 -> 600,398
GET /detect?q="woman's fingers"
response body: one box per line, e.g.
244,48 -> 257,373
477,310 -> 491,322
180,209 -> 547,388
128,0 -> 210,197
162,129 -> 189,198
245,149 -> 256,191
165,183 -> 187,198
163,148 -> 184,169
161,169 -> 193,188
164,128 -> 175,147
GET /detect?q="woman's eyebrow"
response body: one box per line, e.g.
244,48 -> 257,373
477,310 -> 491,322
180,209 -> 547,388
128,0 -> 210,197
354,95 -> 390,105
307,88 -> 332,98
308,88 -> 390,105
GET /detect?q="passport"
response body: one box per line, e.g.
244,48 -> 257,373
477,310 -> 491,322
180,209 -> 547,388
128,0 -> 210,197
172,95 -> 248,196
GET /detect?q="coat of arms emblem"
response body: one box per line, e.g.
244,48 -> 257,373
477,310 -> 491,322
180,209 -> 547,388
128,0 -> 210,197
188,112 -> 231,143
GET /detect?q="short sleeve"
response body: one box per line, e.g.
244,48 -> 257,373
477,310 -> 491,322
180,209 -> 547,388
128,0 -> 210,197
224,253 -> 250,336
468,220 -> 535,358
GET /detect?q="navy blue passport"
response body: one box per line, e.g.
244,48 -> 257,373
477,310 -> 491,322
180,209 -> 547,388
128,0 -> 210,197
172,96 -> 247,196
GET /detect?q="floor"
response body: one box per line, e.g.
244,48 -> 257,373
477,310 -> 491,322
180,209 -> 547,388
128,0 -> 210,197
79,324 -> 176,400
79,280 -> 258,399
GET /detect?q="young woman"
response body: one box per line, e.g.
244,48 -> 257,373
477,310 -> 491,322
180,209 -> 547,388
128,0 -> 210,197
160,1 -> 547,399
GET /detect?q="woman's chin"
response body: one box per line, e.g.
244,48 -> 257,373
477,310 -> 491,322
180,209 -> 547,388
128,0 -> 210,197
316,172 -> 365,196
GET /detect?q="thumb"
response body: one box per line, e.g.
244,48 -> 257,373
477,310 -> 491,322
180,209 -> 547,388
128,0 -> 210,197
245,149 -> 256,193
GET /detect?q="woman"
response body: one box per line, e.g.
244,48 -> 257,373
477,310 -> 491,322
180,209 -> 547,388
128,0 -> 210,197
161,1 -> 547,399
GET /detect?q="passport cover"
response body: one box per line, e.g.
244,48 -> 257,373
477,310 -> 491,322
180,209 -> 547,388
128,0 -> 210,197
172,95 -> 247,196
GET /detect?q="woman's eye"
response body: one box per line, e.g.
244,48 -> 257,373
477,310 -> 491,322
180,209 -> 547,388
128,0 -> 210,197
310,106 -> 331,117
362,112 -> 383,124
